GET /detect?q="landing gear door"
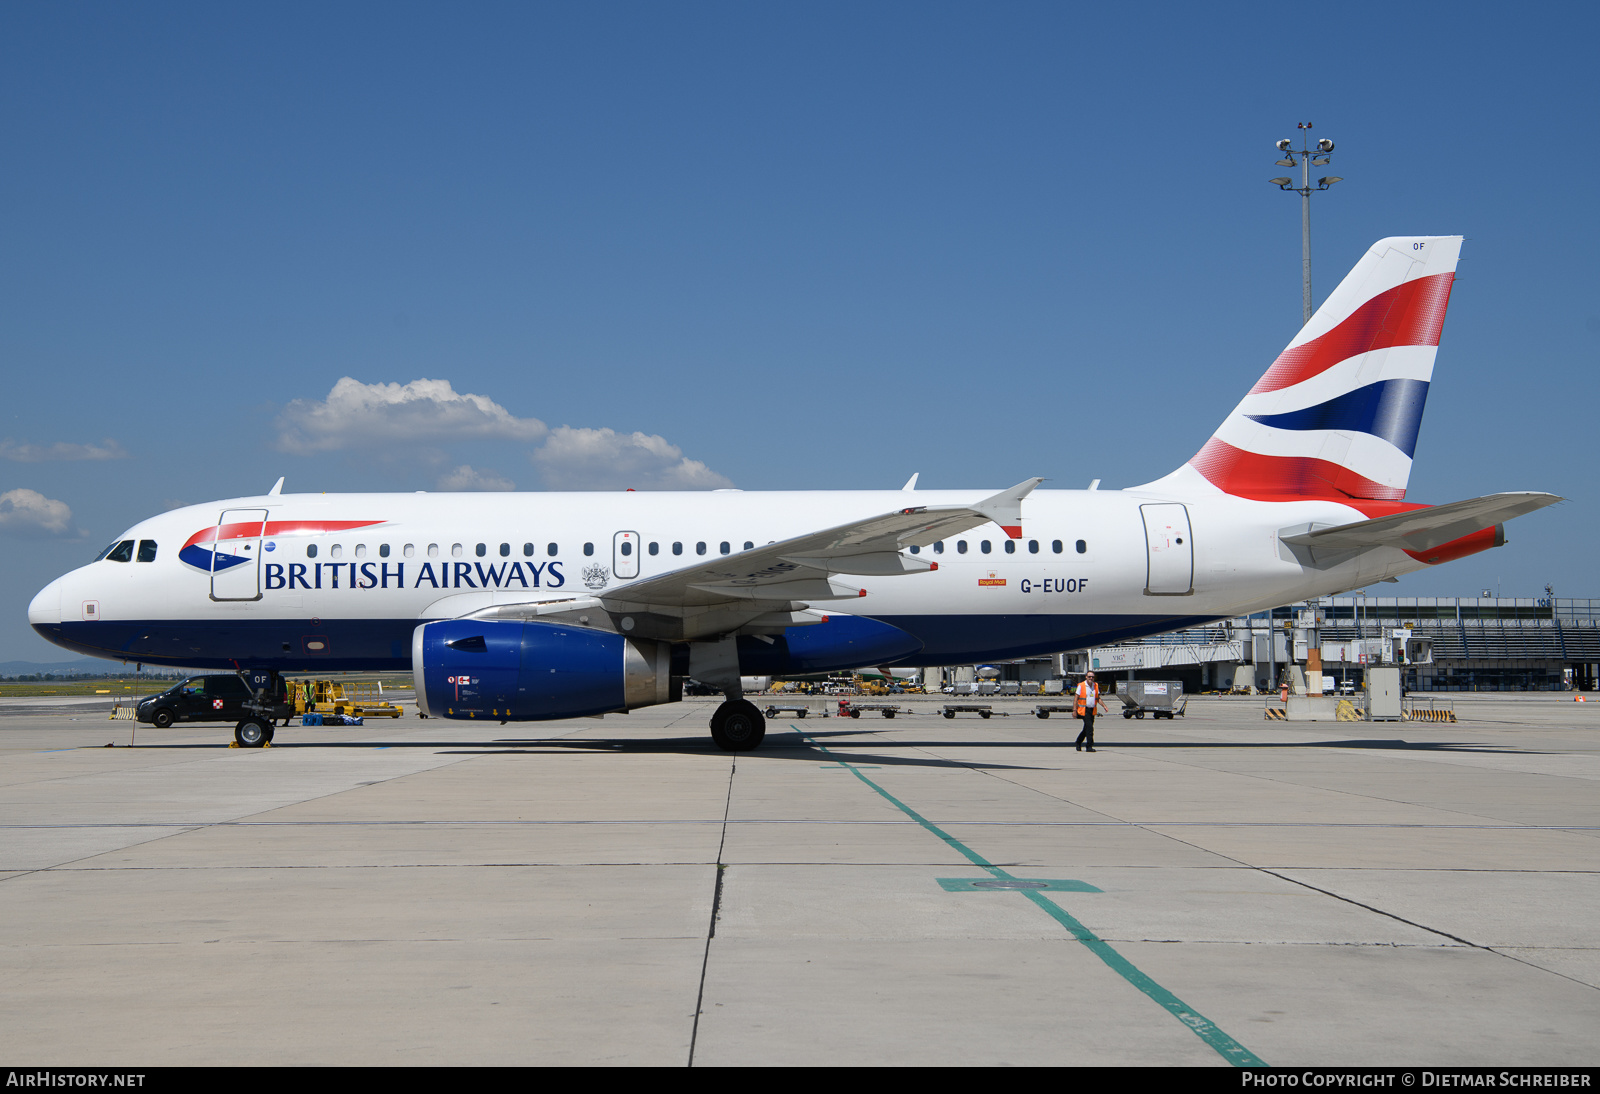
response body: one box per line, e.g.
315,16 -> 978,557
211,509 -> 268,602
613,530 -> 640,579
1141,503 -> 1193,596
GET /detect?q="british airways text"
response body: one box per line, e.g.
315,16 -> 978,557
264,561 -> 566,591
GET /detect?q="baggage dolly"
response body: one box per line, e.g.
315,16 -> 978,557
1117,680 -> 1187,720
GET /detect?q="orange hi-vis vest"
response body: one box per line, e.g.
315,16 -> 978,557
1075,681 -> 1099,717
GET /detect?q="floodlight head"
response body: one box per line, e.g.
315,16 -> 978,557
1312,157 -> 1330,166
1317,138 -> 1334,152
1269,177 -> 1293,187
1318,176 -> 1343,187
1276,158 -> 1296,167
1276,139 -> 1292,152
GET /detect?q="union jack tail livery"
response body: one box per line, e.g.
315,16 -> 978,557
1147,236 -> 1462,502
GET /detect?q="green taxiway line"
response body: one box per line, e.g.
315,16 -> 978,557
798,730 -> 1265,1068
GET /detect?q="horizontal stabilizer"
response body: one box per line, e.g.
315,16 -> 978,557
1280,492 -> 1561,553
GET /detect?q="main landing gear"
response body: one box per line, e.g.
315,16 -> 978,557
710,699 -> 765,752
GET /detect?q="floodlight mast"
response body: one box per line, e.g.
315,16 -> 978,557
1270,124 -> 1342,324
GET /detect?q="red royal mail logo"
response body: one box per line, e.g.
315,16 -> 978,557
212,699 -> 224,709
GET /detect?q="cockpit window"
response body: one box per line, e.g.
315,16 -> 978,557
106,540 -> 135,563
137,540 -> 158,562
93,542 -> 119,562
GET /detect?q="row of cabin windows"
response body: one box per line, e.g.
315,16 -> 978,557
93,535 -> 1087,567
301,540 -> 765,559
96,540 -> 157,563
307,542 -> 565,560
911,539 -> 1087,555
296,538 -> 1088,559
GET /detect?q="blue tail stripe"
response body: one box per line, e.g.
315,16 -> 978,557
1246,379 -> 1430,458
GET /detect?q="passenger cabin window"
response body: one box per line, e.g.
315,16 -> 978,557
355,544 -> 367,558
451,544 -> 463,558
523,543 -> 535,557
620,541 -> 633,556
106,540 -> 135,563
379,544 -> 390,558
1003,540 -> 1014,555
331,544 -> 343,559
719,541 -> 730,555
138,540 -> 158,562
1076,539 -> 1087,554
672,542 -> 683,556
909,545 -> 920,554
404,544 -> 415,558
547,543 -> 557,556
428,544 -> 439,558
1028,540 -> 1039,554
696,542 -> 707,556
743,541 -> 753,551
933,541 -> 944,554
499,543 -> 510,557
1052,540 -> 1063,554
648,542 -> 659,556
980,540 -> 991,553
475,543 -> 486,557
957,541 -> 968,554
583,542 -> 594,556
306,543 -> 318,559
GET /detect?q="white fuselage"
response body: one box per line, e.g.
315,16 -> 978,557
29,485 -> 1430,672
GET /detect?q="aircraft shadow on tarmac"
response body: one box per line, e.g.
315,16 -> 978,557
106,722 -> 1542,754
106,727 -> 1546,760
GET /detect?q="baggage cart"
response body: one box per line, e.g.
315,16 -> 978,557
1117,680 -> 1186,719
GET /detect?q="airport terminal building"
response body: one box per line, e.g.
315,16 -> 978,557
1051,596 -> 1600,694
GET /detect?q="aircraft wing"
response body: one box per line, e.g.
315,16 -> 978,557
603,477 -> 1042,610
455,478 -> 1042,640
1280,492 -> 1562,553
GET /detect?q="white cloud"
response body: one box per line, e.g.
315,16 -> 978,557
0,438 -> 128,462
274,377 -> 733,491
275,378 -> 548,452
0,489 -> 77,538
532,426 -> 734,490
437,465 -> 516,491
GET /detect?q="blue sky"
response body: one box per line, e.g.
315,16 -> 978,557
2,2 -> 1595,661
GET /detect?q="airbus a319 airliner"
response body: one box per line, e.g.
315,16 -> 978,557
28,237 -> 1559,749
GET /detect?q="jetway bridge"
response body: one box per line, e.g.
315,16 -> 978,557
1062,597 -> 1600,693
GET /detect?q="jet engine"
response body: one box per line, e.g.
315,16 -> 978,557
414,619 -> 675,721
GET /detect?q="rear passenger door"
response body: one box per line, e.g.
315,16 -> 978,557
1140,503 -> 1194,596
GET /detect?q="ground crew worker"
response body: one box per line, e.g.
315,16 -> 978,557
1074,671 -> 1108,752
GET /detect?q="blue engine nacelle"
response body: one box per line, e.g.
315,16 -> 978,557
414,619 -> 674,721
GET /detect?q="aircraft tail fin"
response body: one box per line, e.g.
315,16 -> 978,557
1141,236 -> 1463,501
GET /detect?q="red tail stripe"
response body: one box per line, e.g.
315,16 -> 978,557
1403,525 -> 1499,566
1190,438 -> 1409,502
1249,273 -> 1455,394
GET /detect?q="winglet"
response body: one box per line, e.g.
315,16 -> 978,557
267,477 -> 285,497
973,477 -> 1043,538
902,473 -> 919,492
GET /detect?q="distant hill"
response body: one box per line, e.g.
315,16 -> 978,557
0,658 -> 193,678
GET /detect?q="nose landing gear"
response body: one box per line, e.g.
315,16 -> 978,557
234,718 -> 274,748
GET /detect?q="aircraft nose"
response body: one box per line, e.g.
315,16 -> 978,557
28,577 -> 63,625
